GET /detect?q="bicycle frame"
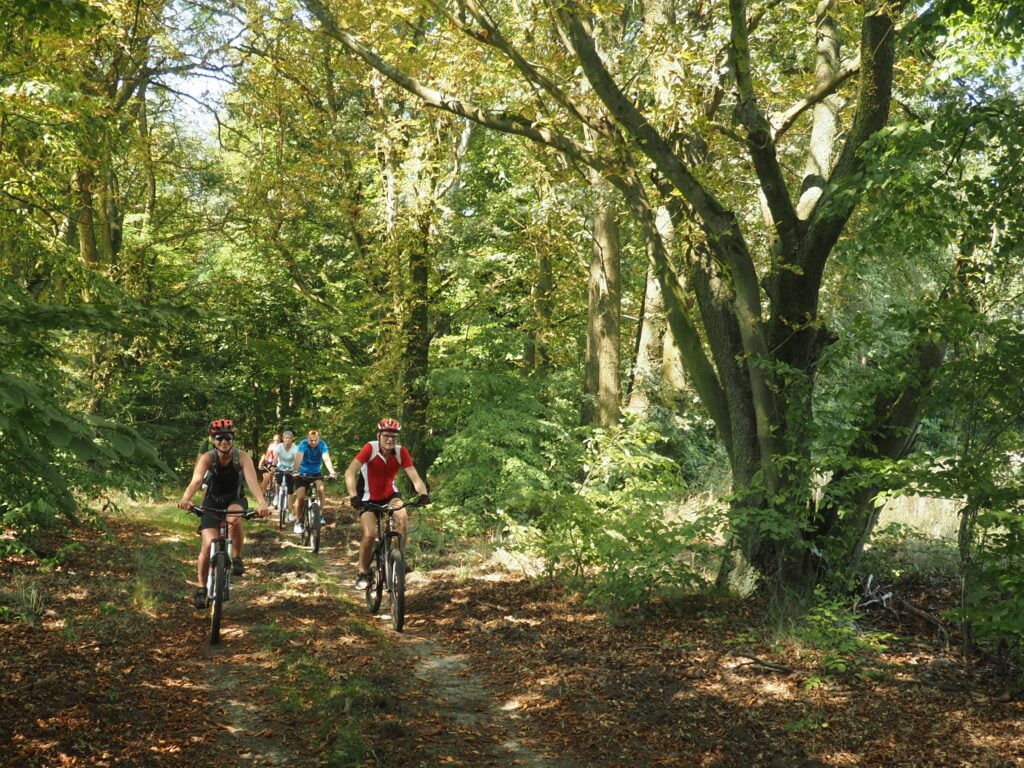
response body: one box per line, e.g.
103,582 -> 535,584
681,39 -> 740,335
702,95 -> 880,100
294,474 -> 325,552
361,497 -> 422,631
189,505 -> 254,644
275,469 -> 292,530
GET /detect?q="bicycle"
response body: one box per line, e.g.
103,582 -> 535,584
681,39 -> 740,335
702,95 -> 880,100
260,463 -> 277,506
294,474 -> 327,554
186,504 -> 256,645
274,468 -> 293,530
361,496 -> 425,632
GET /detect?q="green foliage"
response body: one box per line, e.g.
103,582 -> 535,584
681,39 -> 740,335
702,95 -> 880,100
501,420 -> 719,608
428,366 -> 575,525
0,279 -> 168,551
796,587 -> 894,686
950,505 -> 1024,651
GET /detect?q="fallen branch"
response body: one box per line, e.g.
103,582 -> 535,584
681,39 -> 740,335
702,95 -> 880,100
896,597 -> 950,651
731,653 -> 796,675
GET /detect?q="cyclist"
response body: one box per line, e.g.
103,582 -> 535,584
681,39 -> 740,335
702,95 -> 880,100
259,433 -> 281,497
273,430 -> 299,518
177,419 -> 270,609
291,429 -> 337,534
345,417 -> 429,589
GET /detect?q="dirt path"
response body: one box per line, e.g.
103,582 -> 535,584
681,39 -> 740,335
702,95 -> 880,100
317,521 -> 566,768
2,504 -> 1023,768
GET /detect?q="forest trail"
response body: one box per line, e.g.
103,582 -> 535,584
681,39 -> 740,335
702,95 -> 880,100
1,501 -> 1022,768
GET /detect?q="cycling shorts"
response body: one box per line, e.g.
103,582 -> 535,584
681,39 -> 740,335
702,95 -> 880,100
198,493 -> 248,531
294,474 -> 322,492
358,492 -> 403,517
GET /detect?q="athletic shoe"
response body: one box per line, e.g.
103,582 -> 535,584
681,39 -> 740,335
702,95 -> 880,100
232,557 -> 244,577
293,521 -> 303,534
193,587 -> 207,610
355,572 -> 370,590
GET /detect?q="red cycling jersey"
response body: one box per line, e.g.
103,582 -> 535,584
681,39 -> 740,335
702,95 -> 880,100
354,441 -> 413,500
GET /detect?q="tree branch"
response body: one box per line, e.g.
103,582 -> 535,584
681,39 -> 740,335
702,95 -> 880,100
727,0 -> 799,256
300,0 -> 604,172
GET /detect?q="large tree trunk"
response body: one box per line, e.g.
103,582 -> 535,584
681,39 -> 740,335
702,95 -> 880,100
582,174 -> 621,428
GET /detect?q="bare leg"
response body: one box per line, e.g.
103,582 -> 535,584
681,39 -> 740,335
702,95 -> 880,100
359,512 -> 375,573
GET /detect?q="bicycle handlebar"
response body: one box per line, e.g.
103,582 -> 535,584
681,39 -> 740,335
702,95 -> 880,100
185,504 -> 257,520
359,495 -> 428,513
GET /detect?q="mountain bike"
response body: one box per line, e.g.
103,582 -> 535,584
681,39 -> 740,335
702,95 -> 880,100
187,504 -> 256,645
261,463 -> 277,506
274,469 -> 293,530
295,474 -> 327,554
361,496 -> 425,632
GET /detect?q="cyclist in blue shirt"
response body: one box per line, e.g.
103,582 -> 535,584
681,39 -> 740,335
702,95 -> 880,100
291,429 -> 337,533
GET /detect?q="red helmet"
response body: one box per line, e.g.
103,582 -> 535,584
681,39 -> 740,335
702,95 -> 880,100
377,417 -> 401,432
209,418 -> 235,436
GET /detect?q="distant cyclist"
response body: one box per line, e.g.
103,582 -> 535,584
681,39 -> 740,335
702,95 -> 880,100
259,433 -> 281,497
291,429 -> 337,534
177,419 -> 270,609
273,430 -> 299,518
345,418 -> 429,589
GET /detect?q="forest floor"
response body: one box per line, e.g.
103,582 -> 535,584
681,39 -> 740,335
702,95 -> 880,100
1,499 -> 1022,768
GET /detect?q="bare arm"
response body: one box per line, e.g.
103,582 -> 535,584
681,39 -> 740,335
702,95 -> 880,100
345,458 -> 363,499
293,450 -> 304,473
322,451 -> 336,478
403,466 -> 428,497
178,452 -> 212,508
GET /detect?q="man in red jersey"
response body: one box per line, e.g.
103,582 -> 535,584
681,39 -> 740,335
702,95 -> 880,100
345,418 -> 429,589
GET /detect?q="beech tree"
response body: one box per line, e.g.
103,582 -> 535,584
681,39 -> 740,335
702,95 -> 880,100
295,0 -> 1010,594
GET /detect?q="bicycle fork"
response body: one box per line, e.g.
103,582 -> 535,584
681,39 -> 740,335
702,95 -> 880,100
206,538 -> 233,603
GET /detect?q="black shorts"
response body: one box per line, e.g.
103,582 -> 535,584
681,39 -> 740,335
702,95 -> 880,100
198,494 -> 248,531
294,474 -> 322,492
358,493 -> 402,517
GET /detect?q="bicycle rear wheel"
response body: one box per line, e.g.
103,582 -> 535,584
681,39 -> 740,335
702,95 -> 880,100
309,498 -> 321,554
209,554 -> 227,645
387,548 -> 406,632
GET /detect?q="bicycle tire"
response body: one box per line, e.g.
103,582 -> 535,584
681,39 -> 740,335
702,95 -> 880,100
388,548 -> 406,632
366,551 -> 383,613
309,498 -> 321,554
277,485 -> 287,530
210,553 -> 227,645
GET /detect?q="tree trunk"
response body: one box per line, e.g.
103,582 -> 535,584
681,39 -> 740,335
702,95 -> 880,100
402,216 -> 431,467
525,244 -> 553,375
626,204 -> 672,414
582,174 -> 621,428
72,167 -> 99,265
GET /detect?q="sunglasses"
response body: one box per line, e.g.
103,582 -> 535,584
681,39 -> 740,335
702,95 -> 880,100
213,434 -> 234,442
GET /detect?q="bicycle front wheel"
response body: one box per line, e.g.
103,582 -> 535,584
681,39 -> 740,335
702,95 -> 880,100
209,554 -> 227,645
308,498 -> 321,554
366,552 -> 383,613
277,486 -> 287,530
387,548 -> 406,632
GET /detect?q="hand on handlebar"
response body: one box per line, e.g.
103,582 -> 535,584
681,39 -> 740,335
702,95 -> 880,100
328,473 -> 338,481
418,494 -> 430,506
178,500 -> 194,511
350,496 -> 363,510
